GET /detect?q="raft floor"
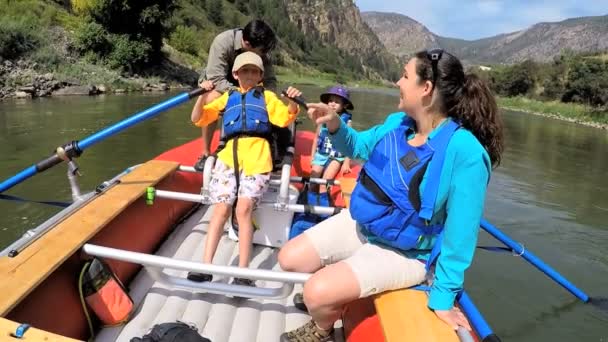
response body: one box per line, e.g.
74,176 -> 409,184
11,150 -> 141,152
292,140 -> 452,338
95,204 -> 344,342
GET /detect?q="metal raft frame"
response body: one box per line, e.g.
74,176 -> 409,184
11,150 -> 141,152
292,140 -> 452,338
82,244 -> 310,300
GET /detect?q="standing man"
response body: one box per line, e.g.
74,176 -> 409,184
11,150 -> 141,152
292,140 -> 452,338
191,19 -> 278,171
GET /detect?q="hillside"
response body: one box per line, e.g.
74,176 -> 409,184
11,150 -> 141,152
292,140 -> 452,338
363,11 -> 608,64
361,11 -> 438,57
0,0 -> 398,99
283,2 -> 399,80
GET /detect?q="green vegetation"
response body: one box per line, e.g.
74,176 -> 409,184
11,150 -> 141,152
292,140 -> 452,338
476,51 -> 608,127
0,0 -> 394,94
4,0 -> 603,131
276,67 -> 390,90
498,96 -> 608,127
71,0 -> 176,72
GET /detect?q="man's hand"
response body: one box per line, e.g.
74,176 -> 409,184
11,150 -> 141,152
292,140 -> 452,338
199,80 -> 215,92
283,86 -> 302,99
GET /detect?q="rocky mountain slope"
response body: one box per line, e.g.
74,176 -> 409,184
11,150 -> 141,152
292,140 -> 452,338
363,11 -> 608,64
283,0 -> 399,79
361,11 -> 438,57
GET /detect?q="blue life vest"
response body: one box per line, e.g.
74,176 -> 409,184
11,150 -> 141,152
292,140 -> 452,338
222,87 -> 271,139
349,118 -> 460,254
317,113 -> 352,158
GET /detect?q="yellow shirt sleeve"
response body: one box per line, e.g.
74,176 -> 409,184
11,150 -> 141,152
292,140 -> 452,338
264,90 -> 299,128
193,92 -> 229,127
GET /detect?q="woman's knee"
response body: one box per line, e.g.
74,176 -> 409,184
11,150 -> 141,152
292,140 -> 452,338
278,242 -> 299,271
278,235 -> 322,272
302,275 -> 333,311
302,265 -> 360,311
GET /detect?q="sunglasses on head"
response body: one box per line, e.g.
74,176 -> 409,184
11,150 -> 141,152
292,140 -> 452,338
426,48 -> 444,91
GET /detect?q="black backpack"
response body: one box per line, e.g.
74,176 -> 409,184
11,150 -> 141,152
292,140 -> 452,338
130,322 -> 210,342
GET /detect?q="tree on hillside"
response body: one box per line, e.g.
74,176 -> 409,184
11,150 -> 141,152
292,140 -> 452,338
208,0 -> 224,26
541,57 -> 569,100
70,0 -> 176,72
236,0 -> 248,14
229,10 -> 241,28
72,0 -> 176,57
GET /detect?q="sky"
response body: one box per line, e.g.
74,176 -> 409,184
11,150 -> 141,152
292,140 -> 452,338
354,0 -> 608,40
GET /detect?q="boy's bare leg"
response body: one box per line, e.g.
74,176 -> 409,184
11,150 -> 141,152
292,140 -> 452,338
203,203 -> 232,264
319,160 -> 342,193
235,197 -> 256,268
309,164 -> 324,193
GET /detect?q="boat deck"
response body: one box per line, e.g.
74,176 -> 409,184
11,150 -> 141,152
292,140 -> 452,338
96,204 -> 344,342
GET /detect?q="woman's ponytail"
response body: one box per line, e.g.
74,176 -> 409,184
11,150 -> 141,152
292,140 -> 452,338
452,73 -> 504,167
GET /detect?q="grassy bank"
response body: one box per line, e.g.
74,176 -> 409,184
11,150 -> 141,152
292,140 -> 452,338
276,66 -> 390,90
498,96 -> 608,129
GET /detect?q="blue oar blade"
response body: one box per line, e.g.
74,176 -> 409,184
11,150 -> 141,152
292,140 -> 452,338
589,297 -> 608,316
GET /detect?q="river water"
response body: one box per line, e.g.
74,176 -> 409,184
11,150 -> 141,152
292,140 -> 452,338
0,86 -> 606,341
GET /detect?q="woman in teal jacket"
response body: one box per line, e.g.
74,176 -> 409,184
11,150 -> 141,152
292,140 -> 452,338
278,49 -> 504,342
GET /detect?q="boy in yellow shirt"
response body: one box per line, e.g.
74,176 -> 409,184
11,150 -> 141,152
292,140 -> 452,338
189,51 -> 302,286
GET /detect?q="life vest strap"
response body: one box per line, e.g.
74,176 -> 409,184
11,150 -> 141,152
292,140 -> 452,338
419,120 -> 460,220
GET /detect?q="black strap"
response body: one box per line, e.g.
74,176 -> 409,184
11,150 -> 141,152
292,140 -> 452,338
358,169 -> 392,205
408,160 -> 431,212
0,194 -> 70,208
477,246 -> 514,253
231,137 -> 240,233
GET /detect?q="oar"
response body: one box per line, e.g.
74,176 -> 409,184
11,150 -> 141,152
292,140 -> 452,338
0,88 -> 206,193
457,291 -> 501,342
480,218 -> 589,302
481,219 -> 608,313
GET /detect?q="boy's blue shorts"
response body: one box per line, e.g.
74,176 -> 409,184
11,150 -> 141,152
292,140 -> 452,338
311,152 -> 345,167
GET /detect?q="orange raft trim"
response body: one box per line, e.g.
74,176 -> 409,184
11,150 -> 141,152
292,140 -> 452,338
345,289 -> 463,342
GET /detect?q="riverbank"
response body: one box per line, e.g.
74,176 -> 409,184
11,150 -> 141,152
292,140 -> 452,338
276,66 -> 391,90
5,59 -> 607,133
0,58 -> 389,101
498,96 -> 608,130
0,55 -> 196,100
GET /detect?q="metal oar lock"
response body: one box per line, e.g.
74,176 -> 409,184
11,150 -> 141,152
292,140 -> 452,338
55,141 -> 85,201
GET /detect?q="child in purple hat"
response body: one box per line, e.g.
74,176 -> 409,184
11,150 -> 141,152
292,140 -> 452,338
310,85 -> 354,194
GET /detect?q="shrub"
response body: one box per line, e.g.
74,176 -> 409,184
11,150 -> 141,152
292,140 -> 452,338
169,25 -> 199,55
30,44 -> 64,68
73,21 -> 110,55
0,19 -> 39,59
105,34 -> 150,72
